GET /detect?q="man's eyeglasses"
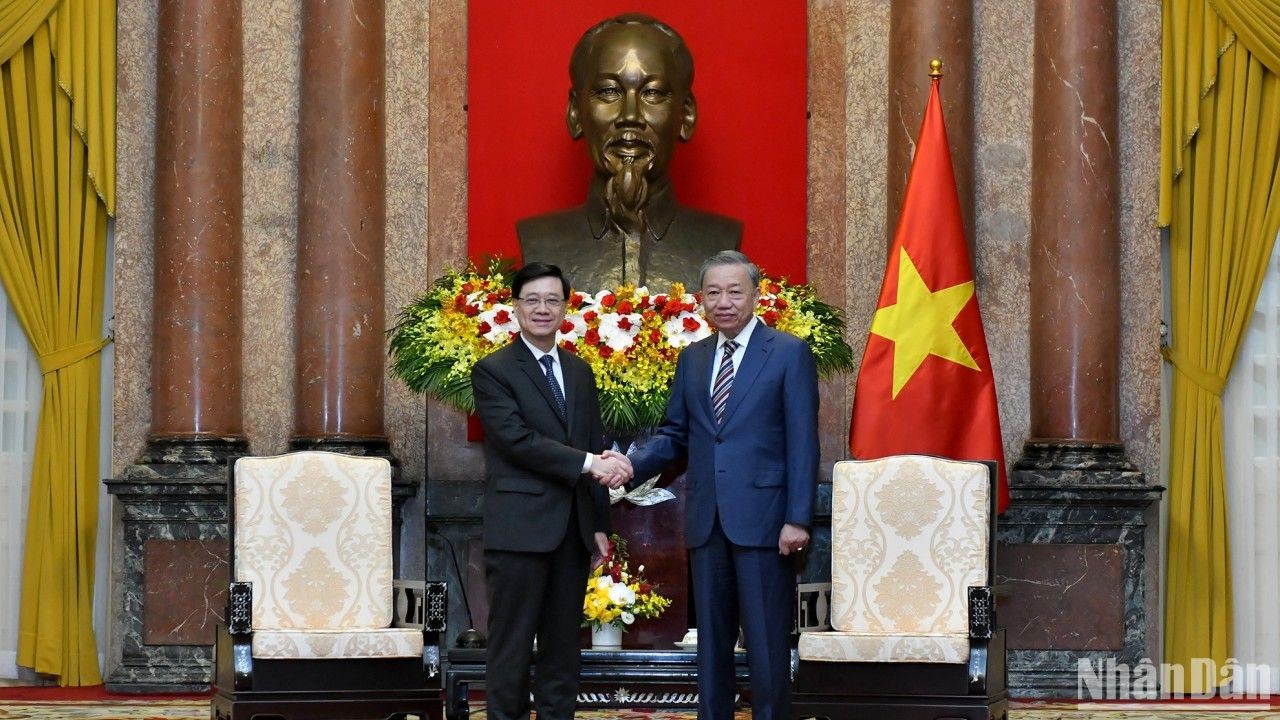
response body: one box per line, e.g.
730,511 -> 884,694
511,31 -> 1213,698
517,296 -> 565,310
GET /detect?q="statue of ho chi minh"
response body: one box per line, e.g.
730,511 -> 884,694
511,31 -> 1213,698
517,14 -> 743,291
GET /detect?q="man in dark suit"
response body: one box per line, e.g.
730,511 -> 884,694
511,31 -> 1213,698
471,262 -> 630,720
624,250 -> 820,720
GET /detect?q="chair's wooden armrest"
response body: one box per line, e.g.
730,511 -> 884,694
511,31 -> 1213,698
393,579 -> 448,633
968,586 -> 995,639
227,582 -> 253,637
795,582 -> 833,633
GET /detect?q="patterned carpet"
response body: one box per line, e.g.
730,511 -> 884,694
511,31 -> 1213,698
0,700 -> 1277,720
0,700 -> 205,720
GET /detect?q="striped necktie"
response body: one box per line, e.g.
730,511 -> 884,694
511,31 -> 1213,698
539,354 -> 568,421
712,340 -> 739,424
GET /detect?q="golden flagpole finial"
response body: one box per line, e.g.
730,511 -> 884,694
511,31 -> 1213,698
929,59 -> 943,78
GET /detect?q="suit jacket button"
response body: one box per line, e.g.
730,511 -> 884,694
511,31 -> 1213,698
715,437 -> 723,444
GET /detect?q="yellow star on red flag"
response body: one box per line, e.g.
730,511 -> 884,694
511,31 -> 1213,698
869,248 -> 979,397
850,73 -> 1008,513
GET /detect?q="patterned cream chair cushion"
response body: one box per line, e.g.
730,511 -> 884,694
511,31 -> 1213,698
233,451 -> 422,659
798,456 -> 990,664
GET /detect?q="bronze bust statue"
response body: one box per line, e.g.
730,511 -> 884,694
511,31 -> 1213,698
517,14 -> 742,291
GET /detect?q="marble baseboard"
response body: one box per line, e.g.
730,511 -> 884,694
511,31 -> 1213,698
998,443 -> 1164,699
104,454 -> 234,692
105,438 -> 418,693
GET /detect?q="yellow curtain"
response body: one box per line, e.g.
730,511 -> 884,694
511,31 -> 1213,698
1161,0 -> 1280,693
0,0 -> 114,686
0,0 -> 57,63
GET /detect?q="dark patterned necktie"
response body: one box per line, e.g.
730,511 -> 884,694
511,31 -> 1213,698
539,354 -> 568,421
711,340 -> 739,424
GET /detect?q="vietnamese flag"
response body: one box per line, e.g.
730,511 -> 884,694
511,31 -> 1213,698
849,73 -> 1008,513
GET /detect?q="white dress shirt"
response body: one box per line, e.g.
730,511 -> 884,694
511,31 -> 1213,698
708,315 -> 759,396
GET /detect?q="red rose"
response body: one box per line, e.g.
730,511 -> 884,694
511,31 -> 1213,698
494,309 -> 511,324
498,287 -> 512,300
638,583 -> 652,595
485,292 -> 499,305
569,294 -> 585,309
453,294 -> 467,309
599,346 -> 614,359
477,321 -> 492,335
617,300 -> 634,314
560,320 -> 575,334
649,329 -> 662,344
610,567 -> 623,582
461,282 -> 476,294
763,309 -> 781,326
768,282 -> 782,294
600,293 -> 617,308
775,297 -> 789,310
463,305 -> 480,317
562,341 -> 579,354
682,316 -> 701,332
617,317 -> 633,331
583,310 -> 598,323
642,309 -> 656,322
585,328 -> 601,345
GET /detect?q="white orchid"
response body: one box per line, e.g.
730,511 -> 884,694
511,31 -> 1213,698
557,312 -> 589,344
478,304 -> 519,343
607,582 -> 636,607
599,313 -> 643,351
662,311 -> 713,348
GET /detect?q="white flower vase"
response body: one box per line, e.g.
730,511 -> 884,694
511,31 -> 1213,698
591,622 -> 623,649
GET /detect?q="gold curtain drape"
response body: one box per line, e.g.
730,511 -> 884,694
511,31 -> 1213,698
0,0 -> 115,686
1161,0 -> 1280,692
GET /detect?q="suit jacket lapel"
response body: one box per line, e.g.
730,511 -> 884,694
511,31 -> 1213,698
719,326 -> 773,428
558,347 -> 579,438
515,342 -> 568,430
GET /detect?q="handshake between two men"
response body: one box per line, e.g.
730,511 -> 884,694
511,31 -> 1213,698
588,449 -> 634,489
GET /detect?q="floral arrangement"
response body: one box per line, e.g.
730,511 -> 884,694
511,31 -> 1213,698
582,534 -> 671,630
388,257 -> 854,435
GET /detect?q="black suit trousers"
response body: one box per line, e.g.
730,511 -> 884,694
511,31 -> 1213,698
483,503 -> 589,720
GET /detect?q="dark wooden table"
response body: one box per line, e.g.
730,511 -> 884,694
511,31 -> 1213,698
444,647 -> 750,719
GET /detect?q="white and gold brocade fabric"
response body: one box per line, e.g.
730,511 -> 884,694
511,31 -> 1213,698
796,631 -> 971,663
233,452 -> 394,634
798,455 -> 990,664
251,628 -> 424,659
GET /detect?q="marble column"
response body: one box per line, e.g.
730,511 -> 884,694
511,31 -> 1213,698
106,0 -> 245,692
291,0 -> 389,456
289,1 -> 416,558
999,0 -> 1162,697
887,0 -> 974,246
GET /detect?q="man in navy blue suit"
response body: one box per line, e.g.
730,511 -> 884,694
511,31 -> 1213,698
621,250 -> 820,720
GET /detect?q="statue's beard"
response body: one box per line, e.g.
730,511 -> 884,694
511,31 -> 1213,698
605,155 -> 652,237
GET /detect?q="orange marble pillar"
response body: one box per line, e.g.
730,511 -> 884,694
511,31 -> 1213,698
107,0 -> 245,693
887,0 -> 975,247
1027,0 -> 1120,444
151,0 -> 244,442
999,5 -> 1157,699
293,0 -> 388,446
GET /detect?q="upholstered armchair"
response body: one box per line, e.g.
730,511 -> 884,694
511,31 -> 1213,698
793,455 -> 1007,720
212,451 -> 446,720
